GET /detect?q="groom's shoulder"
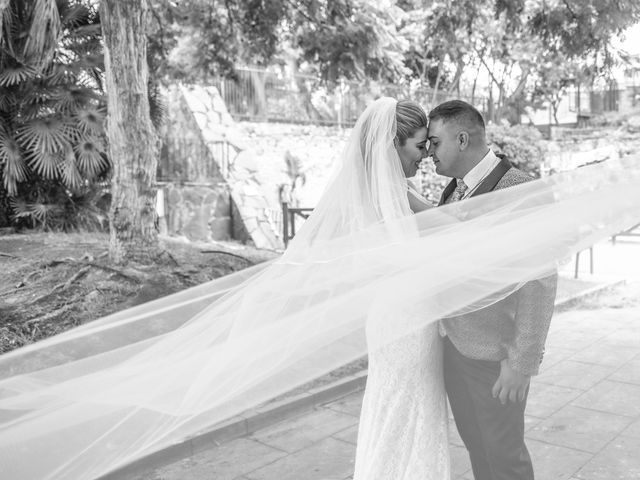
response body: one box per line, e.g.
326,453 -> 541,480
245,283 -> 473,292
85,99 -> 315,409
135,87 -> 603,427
495,166 -> 533,190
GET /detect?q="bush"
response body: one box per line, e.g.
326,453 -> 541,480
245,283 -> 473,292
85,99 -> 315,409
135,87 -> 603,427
9,179 -> 110,232
486,124 -> 547,178
418,161 -> 448,204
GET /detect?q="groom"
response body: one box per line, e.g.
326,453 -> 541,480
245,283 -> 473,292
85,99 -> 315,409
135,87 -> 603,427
427,100 -> 557,480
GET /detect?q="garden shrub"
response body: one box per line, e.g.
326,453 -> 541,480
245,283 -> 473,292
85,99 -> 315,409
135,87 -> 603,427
486,123 -> 547,178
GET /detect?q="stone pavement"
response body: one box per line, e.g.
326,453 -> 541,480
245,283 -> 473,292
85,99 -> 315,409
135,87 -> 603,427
139,237 -> 640,480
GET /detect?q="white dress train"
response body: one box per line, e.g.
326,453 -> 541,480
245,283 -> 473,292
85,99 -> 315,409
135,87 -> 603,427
353,310 -> 450,480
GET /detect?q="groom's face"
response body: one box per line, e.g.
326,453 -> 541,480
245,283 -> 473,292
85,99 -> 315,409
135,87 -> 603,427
427,119 -> 462,178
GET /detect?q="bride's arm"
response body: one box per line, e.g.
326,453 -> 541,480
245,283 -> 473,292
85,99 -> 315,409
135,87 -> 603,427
407,183 -> 433,213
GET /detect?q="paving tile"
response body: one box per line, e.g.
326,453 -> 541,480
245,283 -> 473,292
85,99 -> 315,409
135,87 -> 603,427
527,438 -> 592,480
245,437 -> 356,480
151,438 -> 286,480
571,380 -> 640,417
535,360 -> 615,390
622,418 -> 640,439
331,424 -> 359,445
575,436 -> 640,480
526,404 -> 632,453
548,314 -> 615,336
251,408 -> 358,453
539,346 -> 575,370
600,328 -> 640,348
544,328 -> 605,352
568,344 -> 638,368
549,309 -> 594,328
526,382 -> 584,418
609,356 -> 640,385
449,444 -> 472,478
324,390 -> 364,418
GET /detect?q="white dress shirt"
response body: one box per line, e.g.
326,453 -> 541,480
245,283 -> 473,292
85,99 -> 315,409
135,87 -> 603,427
459,149 -> 501,199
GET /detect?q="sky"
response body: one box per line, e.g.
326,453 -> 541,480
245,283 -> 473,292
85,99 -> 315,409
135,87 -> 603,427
614,23 -> 640,55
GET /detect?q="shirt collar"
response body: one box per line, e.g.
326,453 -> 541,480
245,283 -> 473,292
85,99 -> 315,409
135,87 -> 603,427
461,149 -> 500,193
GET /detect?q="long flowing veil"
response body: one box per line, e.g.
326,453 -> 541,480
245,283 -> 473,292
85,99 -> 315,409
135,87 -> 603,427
1,97 -> 639,479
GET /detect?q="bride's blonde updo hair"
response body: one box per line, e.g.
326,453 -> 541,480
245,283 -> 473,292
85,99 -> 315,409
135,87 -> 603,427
395,100 -> 427,146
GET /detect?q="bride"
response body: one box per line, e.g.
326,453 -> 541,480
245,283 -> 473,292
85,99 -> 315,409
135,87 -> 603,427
345,97 -> 451,479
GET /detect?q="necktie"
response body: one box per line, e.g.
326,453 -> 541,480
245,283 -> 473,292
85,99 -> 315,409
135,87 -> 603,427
450,180 -> 468,202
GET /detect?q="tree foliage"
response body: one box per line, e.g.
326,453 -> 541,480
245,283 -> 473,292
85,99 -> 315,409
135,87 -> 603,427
524,0 -> 640,123
0,0 -> 109,229
294,0 -> 407,83
145,0 -> 640,123
148,0 -> 407,85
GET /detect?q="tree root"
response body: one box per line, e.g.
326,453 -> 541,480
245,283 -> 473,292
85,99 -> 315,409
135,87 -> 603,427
158,249 -> 179,266
27,266 -> 92,305
82,261 -> 147,282
201,249 -> 253,263
26,260 -> 147,306
42,257 -> 148,282
62,265 -> 93,289
23,303 -> 77,326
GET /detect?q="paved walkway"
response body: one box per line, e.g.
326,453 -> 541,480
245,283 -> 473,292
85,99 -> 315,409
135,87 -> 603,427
141,237 -> 640,480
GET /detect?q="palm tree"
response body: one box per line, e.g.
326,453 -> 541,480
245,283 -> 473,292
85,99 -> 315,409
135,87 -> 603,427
0,0 -> 108,229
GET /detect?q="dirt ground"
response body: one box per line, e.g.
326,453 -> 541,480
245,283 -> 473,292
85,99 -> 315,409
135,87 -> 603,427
0,230 -> 368,398
0,232 -> 279,353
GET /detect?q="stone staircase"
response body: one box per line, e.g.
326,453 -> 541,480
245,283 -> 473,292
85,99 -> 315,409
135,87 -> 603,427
159,85 -> 282,250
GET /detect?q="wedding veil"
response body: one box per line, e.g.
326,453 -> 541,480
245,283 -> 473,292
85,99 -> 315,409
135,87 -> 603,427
0,97 -> 639,479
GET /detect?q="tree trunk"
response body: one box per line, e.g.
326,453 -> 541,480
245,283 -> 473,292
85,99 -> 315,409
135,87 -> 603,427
471,48 -> 486,104
290,61 -> 323,122
430,58 -> 444,107
446,58 -> 465,96
496,68 -> 531,123
249,69 -> 268,119
101,0 -> 160,264
551,95 -> 560,125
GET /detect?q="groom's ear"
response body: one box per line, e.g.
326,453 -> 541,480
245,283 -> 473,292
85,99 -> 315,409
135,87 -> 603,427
457,131 -> 469,151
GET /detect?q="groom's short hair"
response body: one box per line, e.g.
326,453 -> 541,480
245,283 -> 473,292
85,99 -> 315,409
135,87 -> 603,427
428,100 -> 485,132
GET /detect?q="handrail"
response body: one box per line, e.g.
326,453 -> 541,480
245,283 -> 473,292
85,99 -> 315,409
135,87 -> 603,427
282,202 -> 314,247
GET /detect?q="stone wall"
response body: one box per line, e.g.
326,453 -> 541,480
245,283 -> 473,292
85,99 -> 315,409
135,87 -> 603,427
546,117 -> 640,172
157,182 -> 232,241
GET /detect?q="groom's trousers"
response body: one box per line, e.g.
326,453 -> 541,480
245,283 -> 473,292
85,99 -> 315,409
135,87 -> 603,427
443,336 -> 534,480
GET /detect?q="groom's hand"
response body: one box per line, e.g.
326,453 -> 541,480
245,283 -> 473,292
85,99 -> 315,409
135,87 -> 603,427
492,359 -> 530,405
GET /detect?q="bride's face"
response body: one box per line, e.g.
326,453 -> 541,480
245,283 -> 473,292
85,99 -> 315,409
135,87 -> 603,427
396,126 -> 428,178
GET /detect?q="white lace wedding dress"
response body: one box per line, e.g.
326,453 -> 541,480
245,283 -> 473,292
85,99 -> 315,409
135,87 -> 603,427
353,308 -> 450,480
